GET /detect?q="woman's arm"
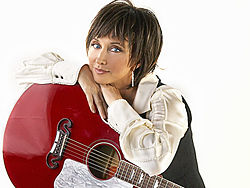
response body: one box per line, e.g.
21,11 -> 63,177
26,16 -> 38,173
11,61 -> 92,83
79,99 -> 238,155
102,85 -> 188,176
16,52 -> 82,88
16,52 -> 107,118
78,65 -> 107,119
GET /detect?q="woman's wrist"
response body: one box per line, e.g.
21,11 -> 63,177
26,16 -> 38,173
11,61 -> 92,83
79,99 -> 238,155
78,64 -> 90,81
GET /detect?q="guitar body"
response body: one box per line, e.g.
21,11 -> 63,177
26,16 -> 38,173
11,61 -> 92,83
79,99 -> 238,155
3,84 -> 122,188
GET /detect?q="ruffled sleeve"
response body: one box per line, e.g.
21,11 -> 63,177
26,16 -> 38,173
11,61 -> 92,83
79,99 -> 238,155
107,85 -> 188,176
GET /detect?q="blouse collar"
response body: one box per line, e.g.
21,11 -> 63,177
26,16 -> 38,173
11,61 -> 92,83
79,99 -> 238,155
132,73 -> 159,114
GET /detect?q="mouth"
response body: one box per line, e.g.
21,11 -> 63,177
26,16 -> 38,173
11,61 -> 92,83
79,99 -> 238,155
94,67 -> 110,74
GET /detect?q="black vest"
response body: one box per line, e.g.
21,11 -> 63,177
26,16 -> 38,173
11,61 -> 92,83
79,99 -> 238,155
140,77 -> 205,188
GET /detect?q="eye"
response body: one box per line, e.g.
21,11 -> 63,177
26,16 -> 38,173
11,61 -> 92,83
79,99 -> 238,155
110,46 -> 122,53
91,43 -> 101,49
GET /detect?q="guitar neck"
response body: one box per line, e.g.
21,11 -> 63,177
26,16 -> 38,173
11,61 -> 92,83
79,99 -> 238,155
115,160 -> 183,188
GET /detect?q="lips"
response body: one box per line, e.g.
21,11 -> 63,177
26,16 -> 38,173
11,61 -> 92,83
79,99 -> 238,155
94,68 -> 109,74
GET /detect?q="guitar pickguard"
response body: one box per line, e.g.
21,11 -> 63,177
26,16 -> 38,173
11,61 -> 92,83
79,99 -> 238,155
54,159 -> 132,188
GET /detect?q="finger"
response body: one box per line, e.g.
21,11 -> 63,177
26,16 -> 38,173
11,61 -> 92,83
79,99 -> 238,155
85,93 -> 96,113
99,92 -> 108,118
93,93 -> 107,119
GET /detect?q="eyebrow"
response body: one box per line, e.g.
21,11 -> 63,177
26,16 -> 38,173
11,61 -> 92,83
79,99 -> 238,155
93,38 -> 125,47
110,42 -> 125,47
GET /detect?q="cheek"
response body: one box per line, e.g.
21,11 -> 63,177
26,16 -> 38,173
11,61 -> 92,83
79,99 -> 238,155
110,56 -> 129,69
112,63 -> 131,77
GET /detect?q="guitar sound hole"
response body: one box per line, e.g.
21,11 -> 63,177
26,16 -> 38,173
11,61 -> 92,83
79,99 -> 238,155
87,143 -> 120,180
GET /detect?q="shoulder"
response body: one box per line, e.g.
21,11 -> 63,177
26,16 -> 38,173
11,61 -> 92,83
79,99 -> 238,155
147,81 -> 188,136
138,73 -> 183,102
151,84 -> 184,103
151,83 -> 188,122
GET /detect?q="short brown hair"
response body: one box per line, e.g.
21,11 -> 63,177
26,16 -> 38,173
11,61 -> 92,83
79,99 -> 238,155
86,0 -> 163,87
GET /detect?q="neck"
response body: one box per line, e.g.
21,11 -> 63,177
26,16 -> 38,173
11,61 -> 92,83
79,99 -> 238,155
111,72 -> 133,90
119,86 -> 137,106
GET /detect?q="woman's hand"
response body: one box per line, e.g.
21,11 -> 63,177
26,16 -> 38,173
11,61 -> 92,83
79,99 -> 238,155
100,84 -> 123,106
78,65 -> 107,119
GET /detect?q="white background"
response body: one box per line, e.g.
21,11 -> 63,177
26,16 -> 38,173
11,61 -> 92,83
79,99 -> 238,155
1,0 -> 250,187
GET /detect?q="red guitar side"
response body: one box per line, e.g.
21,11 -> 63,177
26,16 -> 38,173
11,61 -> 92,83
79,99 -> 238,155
3,84 -> 183,188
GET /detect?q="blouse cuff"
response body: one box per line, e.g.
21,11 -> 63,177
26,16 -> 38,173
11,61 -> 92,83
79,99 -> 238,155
52,60 -> 83,85
107,99 -> 142,133
16,52 -> 84,88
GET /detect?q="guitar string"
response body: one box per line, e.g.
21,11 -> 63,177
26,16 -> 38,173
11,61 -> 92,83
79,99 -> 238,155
63,149 -> 147,187
65,142 -> 120,172
64,150 -> 116,176
65,138 -> 177,188
65,141 -> 128,179
57,131 -> 178,188
67,137 -> 120,164
66,139 -> 124,173
65,148 -> 175,188
64,150 -> 118,177
66,144 -> 119,172
64,151 -> 176,188
57,132 -> 121,176
64,141 -> 151,187
66,138 -> 142,179
64,139 -> 175,188
67,145 -> 119,166
63,152 -> 119,183
66,140 -> 119,166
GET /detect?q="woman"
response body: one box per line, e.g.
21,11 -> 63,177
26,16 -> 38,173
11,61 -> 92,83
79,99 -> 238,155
16,0 -> 205,187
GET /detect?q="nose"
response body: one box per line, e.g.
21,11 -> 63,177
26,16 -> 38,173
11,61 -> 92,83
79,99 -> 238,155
96,49 -> 107,65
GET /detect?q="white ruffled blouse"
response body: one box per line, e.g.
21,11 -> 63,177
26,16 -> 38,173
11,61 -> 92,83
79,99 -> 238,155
16,52 -> 188,177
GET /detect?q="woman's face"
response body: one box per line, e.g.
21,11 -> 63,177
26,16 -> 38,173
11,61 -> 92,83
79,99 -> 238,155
87,36 -> 132,89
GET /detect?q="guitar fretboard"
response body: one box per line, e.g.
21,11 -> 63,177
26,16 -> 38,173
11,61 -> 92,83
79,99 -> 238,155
115,160 -> 183,188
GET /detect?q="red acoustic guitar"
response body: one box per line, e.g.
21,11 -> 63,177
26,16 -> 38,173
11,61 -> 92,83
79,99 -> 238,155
3,84 -> 183,188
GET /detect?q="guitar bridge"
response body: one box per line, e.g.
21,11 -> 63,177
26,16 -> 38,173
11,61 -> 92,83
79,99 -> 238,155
46,118 -> 72,169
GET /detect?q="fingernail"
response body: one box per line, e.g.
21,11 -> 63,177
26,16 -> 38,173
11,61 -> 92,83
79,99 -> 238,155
101,114 -> 106,119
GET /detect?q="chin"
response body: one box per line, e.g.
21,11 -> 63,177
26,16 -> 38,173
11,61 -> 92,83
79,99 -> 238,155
93,77 -> 110,85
